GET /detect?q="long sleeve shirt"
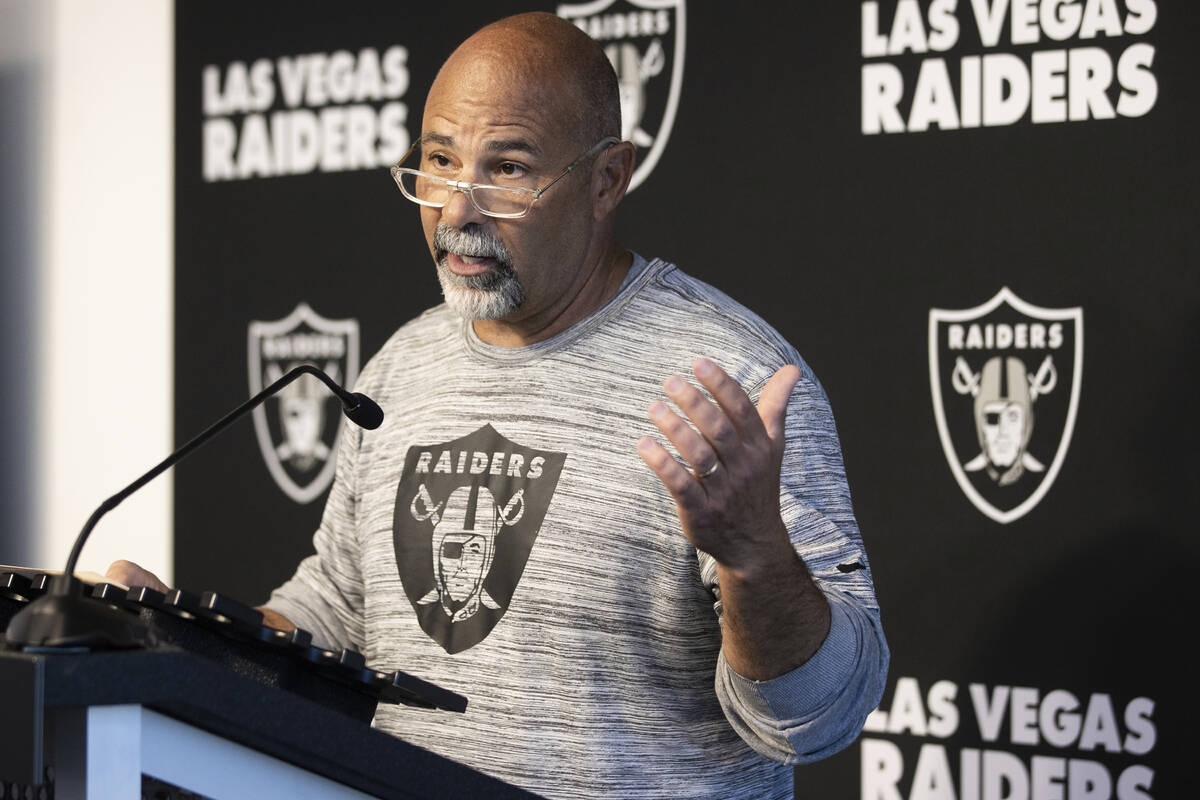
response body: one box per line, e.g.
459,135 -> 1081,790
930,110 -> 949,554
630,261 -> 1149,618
267,254 -> 889,799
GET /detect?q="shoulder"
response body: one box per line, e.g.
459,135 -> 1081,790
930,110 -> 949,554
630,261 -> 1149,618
354,304 -> 459,392
630,260 -> 810,395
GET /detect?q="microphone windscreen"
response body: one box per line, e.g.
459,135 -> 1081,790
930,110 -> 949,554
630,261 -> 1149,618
344,393 -> 384,430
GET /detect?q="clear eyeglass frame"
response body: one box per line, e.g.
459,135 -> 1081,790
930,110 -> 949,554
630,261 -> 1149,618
390,136 -> 620,219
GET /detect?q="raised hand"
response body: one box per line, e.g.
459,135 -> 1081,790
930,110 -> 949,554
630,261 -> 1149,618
637,358 -> 830,679
637,358 -> 802,574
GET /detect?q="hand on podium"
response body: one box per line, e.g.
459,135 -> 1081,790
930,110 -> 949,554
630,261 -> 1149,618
103,560 -> 297,632
105,559 -> 169,594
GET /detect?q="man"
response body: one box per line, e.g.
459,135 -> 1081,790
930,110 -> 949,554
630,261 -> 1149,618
111,12 -> 888,798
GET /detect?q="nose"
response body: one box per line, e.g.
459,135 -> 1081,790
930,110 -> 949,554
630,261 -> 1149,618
440,182 -> 487,228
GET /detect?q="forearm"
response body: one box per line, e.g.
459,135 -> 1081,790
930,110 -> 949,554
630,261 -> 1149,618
714,591 -> 888,764
712,523 -> 887,765
264,552 -> 361,651
716,521 -> 831,681
256,606 -> 296,632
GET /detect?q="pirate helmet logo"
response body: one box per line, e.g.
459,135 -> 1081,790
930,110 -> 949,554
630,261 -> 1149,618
929,288 -> 1083,523
954,354 -> 1059,486
411,483 -> 526,623
248,303 -> 360,504
271,360 -> 333,472
557,0 -> 686,192
394,424 -> 567,653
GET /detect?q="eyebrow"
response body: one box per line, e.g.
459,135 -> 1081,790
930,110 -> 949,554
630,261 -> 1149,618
419,132 -> 454,148
486,139 -> 540,157
418,133 -> 541,158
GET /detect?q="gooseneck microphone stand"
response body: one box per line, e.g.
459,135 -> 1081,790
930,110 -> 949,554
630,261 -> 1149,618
6,365 -> 383,649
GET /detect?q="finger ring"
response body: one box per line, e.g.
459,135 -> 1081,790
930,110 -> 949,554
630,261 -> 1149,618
696,460 -> 720,478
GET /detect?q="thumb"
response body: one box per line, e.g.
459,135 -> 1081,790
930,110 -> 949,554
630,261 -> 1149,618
757,365 -> 802,444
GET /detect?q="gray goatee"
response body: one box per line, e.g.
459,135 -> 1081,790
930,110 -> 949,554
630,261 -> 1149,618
433,224 -> 525,320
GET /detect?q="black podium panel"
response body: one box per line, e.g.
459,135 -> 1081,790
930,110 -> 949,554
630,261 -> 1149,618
1,582 -> 540,799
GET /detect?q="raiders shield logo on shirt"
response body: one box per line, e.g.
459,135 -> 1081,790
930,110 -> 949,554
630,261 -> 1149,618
393,424 -> 567,654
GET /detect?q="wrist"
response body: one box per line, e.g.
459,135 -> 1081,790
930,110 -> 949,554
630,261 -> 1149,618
716,520 -> 798,584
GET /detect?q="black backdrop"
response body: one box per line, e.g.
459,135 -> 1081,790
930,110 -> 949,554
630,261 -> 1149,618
175,2 -> 1197,796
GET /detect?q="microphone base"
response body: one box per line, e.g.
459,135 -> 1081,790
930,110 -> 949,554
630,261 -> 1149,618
5,577 -> 152,650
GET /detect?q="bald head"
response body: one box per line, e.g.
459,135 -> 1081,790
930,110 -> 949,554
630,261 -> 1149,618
430,12 -> 621,149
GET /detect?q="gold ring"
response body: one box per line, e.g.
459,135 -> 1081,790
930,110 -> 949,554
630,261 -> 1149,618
697,461 -> 720,478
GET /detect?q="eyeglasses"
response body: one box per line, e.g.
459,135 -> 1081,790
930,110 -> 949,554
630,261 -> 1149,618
391,136 -> 620,219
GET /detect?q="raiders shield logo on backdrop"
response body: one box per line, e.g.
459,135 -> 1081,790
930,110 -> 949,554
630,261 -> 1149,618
929,288 -> 1083,524
247,302 -> 360,504
557,0 -> 686,192
393,424 -> 567,654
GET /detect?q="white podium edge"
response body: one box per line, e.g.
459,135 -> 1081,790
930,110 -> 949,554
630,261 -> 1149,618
51,704 -> 379,799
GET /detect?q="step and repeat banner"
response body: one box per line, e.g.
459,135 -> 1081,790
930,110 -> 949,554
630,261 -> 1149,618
175,2 -> 1196,796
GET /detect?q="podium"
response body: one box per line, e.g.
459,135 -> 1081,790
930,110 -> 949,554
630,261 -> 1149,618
1,576 -> 542,799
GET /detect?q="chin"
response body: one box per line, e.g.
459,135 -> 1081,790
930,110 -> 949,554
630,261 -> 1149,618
441,283 -> 525,321
437,259 -> 525,321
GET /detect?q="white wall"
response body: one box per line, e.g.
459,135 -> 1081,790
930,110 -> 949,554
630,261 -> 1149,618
34,0 -> 173,581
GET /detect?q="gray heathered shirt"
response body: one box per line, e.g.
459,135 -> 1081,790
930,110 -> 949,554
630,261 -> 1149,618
267,255 -> 889,799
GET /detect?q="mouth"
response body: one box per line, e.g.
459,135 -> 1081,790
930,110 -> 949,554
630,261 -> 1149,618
445,251 -> 500,276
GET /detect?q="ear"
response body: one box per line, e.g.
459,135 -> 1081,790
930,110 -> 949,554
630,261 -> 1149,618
591,141 -> 637,221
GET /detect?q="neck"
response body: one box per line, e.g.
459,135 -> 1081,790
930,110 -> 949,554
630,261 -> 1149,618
471,243 -> 633,348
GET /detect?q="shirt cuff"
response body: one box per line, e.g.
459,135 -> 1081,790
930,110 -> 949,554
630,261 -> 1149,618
719,596 -> 859,721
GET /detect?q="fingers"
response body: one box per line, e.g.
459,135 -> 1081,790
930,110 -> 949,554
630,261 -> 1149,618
657,359 -> 799,459
645,359 -> 801,483
637,436 -> 707,507
649,388 -> 728,474
690,359 -> 762,438
646,400 -> 719,478
655,369 -> 741,468
105,559 -> 169,594
757,365 -> 802,443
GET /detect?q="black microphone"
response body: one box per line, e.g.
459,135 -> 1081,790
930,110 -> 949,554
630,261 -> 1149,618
5,365 -> 383,649
343,392 -> 384,431
284,364 -> 383,431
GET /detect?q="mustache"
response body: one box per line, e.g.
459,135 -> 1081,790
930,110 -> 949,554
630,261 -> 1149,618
433,224 -> 513,266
